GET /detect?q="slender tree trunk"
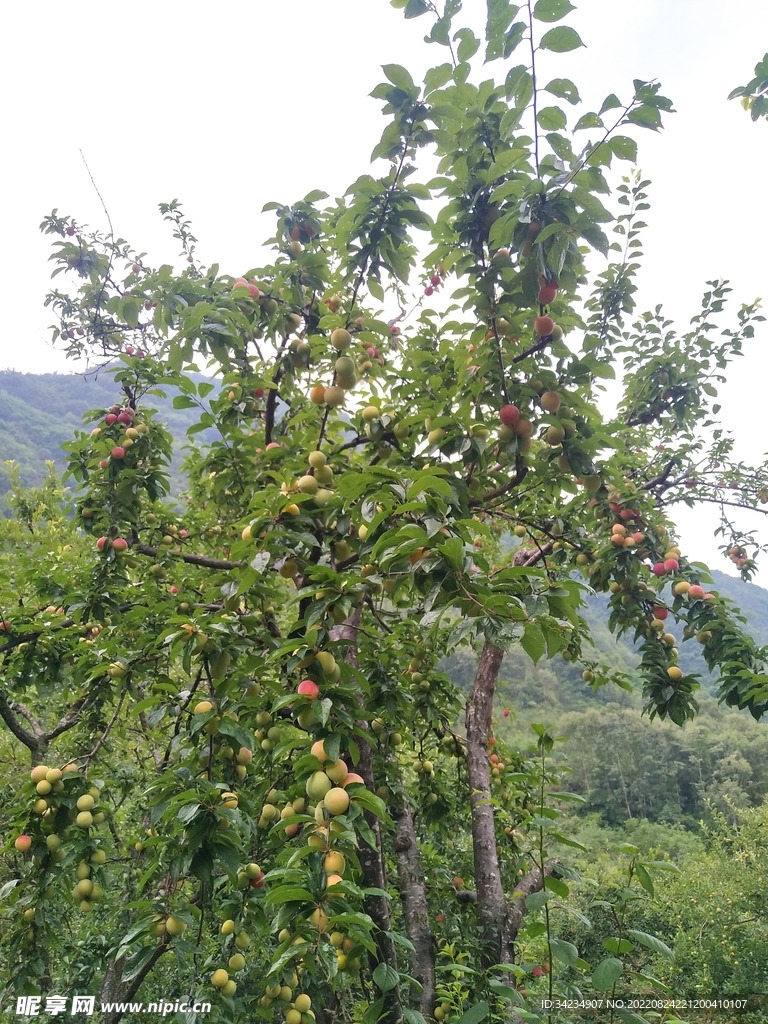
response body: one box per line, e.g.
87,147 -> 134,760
465,640 -> 507,966
339,604 -> 404,1024
393,797 -> 435,1016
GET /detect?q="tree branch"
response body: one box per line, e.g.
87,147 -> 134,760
0,692 -> 42,752
133,543 -> 242,571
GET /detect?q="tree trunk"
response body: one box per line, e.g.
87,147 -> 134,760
340,603 -> 404,1024
393,797 -> 435,1016
465,640 -> 507,966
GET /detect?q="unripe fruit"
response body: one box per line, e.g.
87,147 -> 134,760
228,953 -> 246,971
77,794 -> 95,811
234,931 -> 251,950
211,969 -> 229,988
30,765 -> 50,783
36,780 -> 52,795
295,994 -> 312,1013
667,666 -> 683,682
221,919 -> 235,935
324,386 -> 345,407
540,391 -> 561,413
331,328 -> 352,350
194,700 -> 215,715
324,851 -> 346,875
76,811 -> 94,828
325,759 -> 348,784
324,787 -> 351,816
306,771 -> 333,800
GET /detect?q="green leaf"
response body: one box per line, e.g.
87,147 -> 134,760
524,890 -> 550,911
533,0 -> 575,22
549,938 -> 579,965
455,1002 -> 490,1024
604,937 -> 634,954
403,1011 -> 428,1024
627,104 -> 663,129
627,930 -> 673,957
599,93 -> 623,114
592,957 -> 623,991
372,962 -> 400,992
537,105 -> 567,130
539,25 -> 584,52
544,875 -> 570,898
424,63 -> 454,93
615,1012 -> 652,1024
521,622 -> 546,664
454,28 -> 481,63
486,0 -> 519,61
122,298 -> 139,329
633,862 -> 654,896
382,64 -> 417,94
404,0 -> 430,16
574,112 -> 604,131
545,78 -> 581,104
263,885 -> 316,905
609,135 -> 638,161
504,22 -> 527,58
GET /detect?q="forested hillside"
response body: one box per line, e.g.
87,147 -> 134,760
0,368 -> 215,501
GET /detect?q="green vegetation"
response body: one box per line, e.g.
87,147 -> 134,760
2,3 -> 768,1023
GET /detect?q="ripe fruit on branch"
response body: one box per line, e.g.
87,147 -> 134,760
667,666 -> 683,682
499,404 -> 520,426
14,835 -> 32,852
111,446 -> 125,459
341,772 -> 364,788
538,280 -> 558,305
306,771 -> 333,801
297,679 -> 320,699
111,538 -> 128,552
331,328 -> 352,351
540,391 -> 561,413
324,787 -> 351,816
688,584 -> 706,599
534,316 -> 555,338
324,387 -> 345,408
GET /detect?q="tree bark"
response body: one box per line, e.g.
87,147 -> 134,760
465,640 -> 507,966
393,797 -> 435,1016
340,603 -> 404,1024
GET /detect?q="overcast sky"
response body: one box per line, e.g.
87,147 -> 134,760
2,0 -> 766,573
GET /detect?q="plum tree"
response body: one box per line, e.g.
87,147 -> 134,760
1,4 -> 768,1024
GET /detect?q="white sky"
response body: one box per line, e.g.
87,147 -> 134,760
2,0 -> 767,575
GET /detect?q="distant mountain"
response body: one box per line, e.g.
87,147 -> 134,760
3,367 -> 767,685
0,367 -> 216,504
